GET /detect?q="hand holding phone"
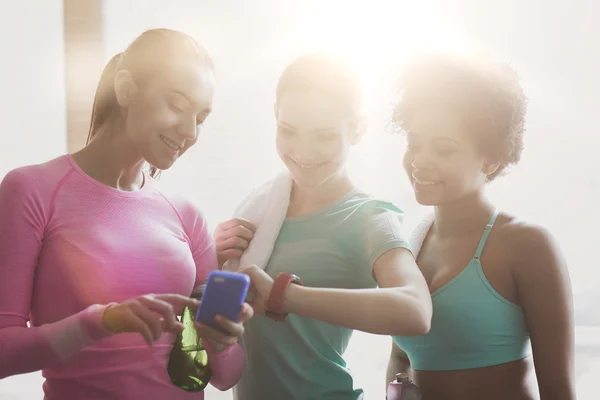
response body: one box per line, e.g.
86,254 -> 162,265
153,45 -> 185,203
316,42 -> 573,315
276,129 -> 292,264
195,271 -> 250,333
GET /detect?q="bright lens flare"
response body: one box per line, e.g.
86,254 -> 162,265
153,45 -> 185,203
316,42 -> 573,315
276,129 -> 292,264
289,1 -> 471,99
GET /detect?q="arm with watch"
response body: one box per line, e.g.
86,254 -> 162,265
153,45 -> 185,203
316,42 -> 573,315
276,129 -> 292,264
243,246 -> 432,337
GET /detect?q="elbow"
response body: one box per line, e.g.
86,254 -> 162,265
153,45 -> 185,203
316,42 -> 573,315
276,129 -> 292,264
416,299 -> 433,335
211,378 -> 238,392
413,313 -> 432,336
398,311 -> 430,336
412,291 -> 433,335
390,293 -> 432,336
207,343 -> 245,391
209,365 -> 244,392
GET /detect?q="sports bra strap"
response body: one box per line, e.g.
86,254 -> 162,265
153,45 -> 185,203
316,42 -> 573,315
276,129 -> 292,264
473,210 -> 500,260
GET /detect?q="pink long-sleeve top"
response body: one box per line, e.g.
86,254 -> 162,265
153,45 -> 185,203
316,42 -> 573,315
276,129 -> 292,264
0,155 -> 244,399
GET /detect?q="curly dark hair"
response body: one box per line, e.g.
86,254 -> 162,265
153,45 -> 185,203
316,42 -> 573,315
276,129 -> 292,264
391,52 -> 528,181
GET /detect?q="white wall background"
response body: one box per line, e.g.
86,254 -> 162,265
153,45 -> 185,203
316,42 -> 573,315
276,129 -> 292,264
0,1 -> 66,399
0,1 -> 67,178
1,0 -> 599,399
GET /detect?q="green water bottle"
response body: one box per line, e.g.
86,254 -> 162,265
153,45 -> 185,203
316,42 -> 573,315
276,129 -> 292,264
167,291 -> 211,392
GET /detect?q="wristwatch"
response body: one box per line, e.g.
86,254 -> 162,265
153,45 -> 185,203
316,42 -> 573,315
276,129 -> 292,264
265,272 -> 303,321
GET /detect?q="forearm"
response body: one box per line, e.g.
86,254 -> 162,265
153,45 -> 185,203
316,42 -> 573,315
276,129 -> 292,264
537,368 -> 575,400
0,304 -> 113,378
205,342 -> 245,391
284,285 -> 431,335
539,390 -> 575,400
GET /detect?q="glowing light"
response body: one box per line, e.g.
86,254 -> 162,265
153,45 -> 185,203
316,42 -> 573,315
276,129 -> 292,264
285,1 -> 471,99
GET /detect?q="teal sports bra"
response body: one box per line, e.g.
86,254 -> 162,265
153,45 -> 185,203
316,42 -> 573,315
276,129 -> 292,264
392,210 -> 532,371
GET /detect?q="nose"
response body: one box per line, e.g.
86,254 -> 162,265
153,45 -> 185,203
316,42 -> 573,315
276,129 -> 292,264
176,116 -> 198,141
410,148 -> 435,171
290,144 -> 319,164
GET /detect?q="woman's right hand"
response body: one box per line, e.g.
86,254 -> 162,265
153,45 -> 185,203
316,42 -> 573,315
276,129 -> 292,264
214,218 -> 256,267
102,294 -> 199,345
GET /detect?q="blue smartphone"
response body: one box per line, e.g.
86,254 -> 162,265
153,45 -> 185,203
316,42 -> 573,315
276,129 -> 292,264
195,271 -> 250,333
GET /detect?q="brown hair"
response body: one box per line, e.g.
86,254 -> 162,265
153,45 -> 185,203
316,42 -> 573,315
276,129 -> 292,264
87,28 -> 214,178
392,52 -> 528,181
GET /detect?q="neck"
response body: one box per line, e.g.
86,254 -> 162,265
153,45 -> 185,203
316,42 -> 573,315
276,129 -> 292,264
289,170 -> 354,215
433,190 -> 495,238
72,121 -> 146,191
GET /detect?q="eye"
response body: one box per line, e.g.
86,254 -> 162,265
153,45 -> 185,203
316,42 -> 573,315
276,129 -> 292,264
167,93 -> 189,114
317,133 -> 339,142
277,126 -> 295,136
169,102 -> 185,113
436,147 -> 457,157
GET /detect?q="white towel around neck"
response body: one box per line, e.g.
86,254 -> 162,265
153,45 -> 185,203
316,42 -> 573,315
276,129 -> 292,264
222,172 -> 293,272
409,213 -> 435,258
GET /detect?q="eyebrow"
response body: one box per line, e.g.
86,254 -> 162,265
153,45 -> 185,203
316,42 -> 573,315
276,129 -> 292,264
277,121 -> 296,130
432,136 -> 461,145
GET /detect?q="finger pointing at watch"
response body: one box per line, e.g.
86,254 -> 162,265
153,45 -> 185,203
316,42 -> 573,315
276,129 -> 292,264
239,265 -> 303,320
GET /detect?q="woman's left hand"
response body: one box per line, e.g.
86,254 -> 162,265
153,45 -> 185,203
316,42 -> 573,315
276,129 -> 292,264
194,303 -> 254,353
239,265 -> 275,315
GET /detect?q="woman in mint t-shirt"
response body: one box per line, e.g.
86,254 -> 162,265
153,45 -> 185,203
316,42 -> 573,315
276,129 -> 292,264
216,54 -> 433,400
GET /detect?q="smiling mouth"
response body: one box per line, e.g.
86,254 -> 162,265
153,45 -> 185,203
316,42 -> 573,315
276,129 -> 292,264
289,157 -> 324,169
160,135 -> 183,152
413,177 -> 442,186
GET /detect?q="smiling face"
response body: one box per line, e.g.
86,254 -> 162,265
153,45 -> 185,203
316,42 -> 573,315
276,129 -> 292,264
123,61 -> 215,170
402,105 -> 492,206
275,89 -> 358,189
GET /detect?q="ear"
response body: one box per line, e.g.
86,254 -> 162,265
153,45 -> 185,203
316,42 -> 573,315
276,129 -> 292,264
114,69 -> 138,108
350,116 -> 368,145
483,158 -> 501,177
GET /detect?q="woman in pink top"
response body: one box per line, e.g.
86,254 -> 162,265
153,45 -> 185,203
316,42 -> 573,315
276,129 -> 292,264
0,28 -> 251,399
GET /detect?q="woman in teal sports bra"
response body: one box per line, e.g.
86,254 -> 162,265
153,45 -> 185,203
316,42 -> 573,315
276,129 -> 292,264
387,53 -> 575,400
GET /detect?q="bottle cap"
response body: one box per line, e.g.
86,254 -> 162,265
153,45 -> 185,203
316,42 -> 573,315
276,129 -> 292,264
396,372 -> 409,382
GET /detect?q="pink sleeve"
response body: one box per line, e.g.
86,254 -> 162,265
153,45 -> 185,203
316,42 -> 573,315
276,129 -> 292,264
188,207 -> 219,288
181,202 -> 245,390
0,169 -> 112,379
205,343 -> 245,391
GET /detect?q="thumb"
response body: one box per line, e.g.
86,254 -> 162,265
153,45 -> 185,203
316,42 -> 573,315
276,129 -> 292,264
239,264 -> 260,280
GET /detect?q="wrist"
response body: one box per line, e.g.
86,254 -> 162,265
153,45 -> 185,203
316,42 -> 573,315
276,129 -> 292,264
283,283 -> 303,314
265,273 -> 303,321
84,303 -> 117,341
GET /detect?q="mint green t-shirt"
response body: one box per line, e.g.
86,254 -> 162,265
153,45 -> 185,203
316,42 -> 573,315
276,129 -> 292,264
233,189 -> 411,400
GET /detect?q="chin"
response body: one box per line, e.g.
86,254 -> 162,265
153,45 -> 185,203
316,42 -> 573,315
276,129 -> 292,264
412,186 -> 448,206
414,194 -> 439,206
284,162 -> 330,189
146,155 -> 177,171
414,191 -> 466,207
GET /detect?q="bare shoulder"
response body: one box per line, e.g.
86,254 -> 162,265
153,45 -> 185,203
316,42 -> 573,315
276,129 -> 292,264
495,214 -> 566,280
500,217 -> 560,256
